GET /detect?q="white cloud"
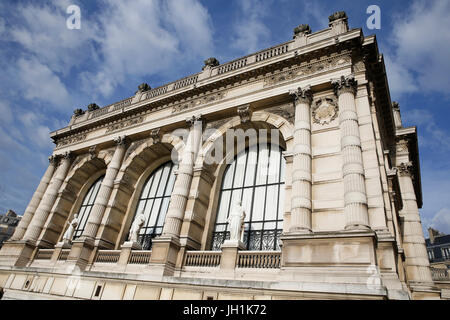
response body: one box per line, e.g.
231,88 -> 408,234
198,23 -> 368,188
0,101 -> 13,125
387,0 -> 450,96
231,0 -> 271,54
429,208 -> 450,234
17,57 -> 70,107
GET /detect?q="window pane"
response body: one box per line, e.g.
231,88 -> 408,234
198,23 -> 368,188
216,190 -> 231,224
255,145 -> 269,185
267,145 -> 281,184
251,186 -> 266,222
233,151 -> 247,188
212,146 -> 285,251
244,146 -> 258,186
264,185 -> 278,221
130,161 -> 176,250
222,162 -> 235,189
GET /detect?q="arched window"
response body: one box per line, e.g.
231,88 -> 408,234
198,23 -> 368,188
130,161 -> 176,250
73,175 -> 104,239
211,143 -> 285,251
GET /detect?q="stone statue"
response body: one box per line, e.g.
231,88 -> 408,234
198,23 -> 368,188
227,201 -> 246,241
63,214 -> 78,243
128,213 -> 146,242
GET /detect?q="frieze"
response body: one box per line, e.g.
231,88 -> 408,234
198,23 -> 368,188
264,54 -> 351,87
312,96 -> 339,125
106,116 -> 144,133
172,91 -> 227,114
55,133 -> 87,148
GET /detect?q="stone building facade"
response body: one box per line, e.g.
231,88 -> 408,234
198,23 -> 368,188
0,12 -> 442,300
0,211 -> 21,249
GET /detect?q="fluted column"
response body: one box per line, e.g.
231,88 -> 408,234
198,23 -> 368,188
10,156 -> 58,241
397,161 -> 433,283
332,75 -> 370,230
81,136 -> 128,240
289,86 -> 313,233
162,115 -> 203,237
23,152 -> 73,242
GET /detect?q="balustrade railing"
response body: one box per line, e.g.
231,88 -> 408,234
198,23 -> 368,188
95,250 -> 121,264
431,267 -> 450,281
217,58 -> 248,74
128,251 -> 152,265
58,249 -> 70,261
255,44 -> 289,62
237,251 -> 281,269
173,74 -> 199,90
184,251 -> 221,267
35,249 -> 54,260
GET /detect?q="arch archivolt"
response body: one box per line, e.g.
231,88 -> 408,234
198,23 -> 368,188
185,111 -> 294,249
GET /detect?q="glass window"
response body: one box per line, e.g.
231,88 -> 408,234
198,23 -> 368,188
73,176 -> 104,239
129,162 -> 176,250
211,144 -> 285,251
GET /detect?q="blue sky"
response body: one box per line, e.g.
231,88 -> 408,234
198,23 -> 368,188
0,0 -> 449,238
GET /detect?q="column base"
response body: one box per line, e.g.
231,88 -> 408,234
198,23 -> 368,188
344,224 -> 371,231
67,237 -> 96,271
220,240 -> 245,270
287,227 -> 313,234
148,235 -> 181,276
0,240 -> 37,267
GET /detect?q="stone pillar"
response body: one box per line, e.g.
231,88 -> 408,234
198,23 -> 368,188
68,136 -> 128,270
162,115 -> 203,237
150,115 -> 202,276
397,161 -> 433,285
328,11 -> 349,36
288,86 -> 313,233
81,136 -> 128,242
10,156 -> 58,241
332,75 -> 370,230
23,152 -> 73,242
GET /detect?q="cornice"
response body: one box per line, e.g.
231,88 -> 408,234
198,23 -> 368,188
50,28 -> 363,142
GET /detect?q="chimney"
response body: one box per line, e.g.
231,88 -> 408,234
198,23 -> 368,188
428,227 -> 444,244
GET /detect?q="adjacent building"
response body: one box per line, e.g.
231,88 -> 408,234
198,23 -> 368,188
0,12 -> 443,300
0,210 -> 21,249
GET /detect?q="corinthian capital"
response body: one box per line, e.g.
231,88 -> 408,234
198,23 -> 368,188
289,86 -> 312,104
114,135 -> 128,146
397,161 -> 413,176
62,151 -> 73,160
186,114 -> 203,127
48,155 -> 59,165
332,74 -> 357,97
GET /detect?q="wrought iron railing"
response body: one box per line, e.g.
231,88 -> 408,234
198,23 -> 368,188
128,250 -> 152,264
211,229 -> 282,251
95,250 -> 121,263
237,251 -> 281,269
184,251 -> 221,267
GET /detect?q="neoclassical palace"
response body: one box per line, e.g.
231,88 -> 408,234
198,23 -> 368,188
0,12 -> 442,300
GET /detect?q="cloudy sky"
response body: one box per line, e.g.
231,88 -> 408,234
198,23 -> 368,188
0,0 -> 449,237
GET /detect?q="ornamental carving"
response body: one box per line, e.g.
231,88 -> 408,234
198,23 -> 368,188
312,97 -> 338,125
203,57 -> 220,70
293,24 -> 311,37
264,54 -> 351,87
237,104 -> 252,123
56,133 -> 87,148
331,74 -> 357,97
124,138 -> 147,162
172,91 -> 227,113
106,116 -> 144,133
397,162 -> 413,176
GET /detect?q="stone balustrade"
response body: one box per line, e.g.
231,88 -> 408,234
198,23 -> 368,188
184,251 -> 222,268
431,267 -> 450,281
34,249 -> 54,260
95,250 -> 121,264
128,251 -> 152,265
237,251 -> 281,269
